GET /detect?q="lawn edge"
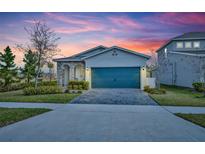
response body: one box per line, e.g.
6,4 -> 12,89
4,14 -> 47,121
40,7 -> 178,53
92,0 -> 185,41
175,113 -> 205,129
0,107 -> 52,128
149,94 -> 205,107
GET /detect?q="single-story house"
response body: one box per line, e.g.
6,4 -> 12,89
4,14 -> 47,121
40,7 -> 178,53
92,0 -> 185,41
156,32 -> 205,88
53,45 -> 151,89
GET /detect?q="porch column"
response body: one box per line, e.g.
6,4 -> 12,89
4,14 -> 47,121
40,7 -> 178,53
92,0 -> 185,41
85,67 -> 91,89
58,67 -> 64,87
69,64 -> 75,80
64,67 -> 69,87
140,66 -> 147,90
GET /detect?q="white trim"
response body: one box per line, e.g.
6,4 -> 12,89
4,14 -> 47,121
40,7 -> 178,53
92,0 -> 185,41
169,51 -> 205,57
82,46 -> 150,60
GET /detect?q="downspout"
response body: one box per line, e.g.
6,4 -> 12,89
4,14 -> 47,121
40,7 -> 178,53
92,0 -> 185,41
199,56 -> 205,82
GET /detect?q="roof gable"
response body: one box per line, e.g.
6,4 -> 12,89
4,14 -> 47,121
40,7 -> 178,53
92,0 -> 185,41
82,46 -> 150,60
69,45 -> 107,58
53,45 -> 107,62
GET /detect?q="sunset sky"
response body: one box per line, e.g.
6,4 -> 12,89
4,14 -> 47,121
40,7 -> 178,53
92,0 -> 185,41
1,12 -> 205,65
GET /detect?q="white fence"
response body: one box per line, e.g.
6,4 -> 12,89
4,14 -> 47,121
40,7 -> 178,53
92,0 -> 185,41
146,78 -> 156,88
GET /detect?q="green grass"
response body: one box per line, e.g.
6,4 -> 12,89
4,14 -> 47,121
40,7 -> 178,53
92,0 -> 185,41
150,85 -> 205,106
176,113 -> 205,128
0,90 -> 80,103
0,107 -> 51,127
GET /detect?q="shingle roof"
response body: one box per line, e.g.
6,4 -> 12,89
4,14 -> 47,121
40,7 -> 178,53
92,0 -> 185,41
53,45 -> 150,62
173,32 -> 205,40
82,46 -> 150,60
53,45 -> 107,62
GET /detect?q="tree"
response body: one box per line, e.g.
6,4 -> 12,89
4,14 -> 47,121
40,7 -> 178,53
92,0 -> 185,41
24,20 -> 60,88
21,50 -> 37,84
147,49 -> 160,89
0,46 -> 18,87
47,61 -> 54,82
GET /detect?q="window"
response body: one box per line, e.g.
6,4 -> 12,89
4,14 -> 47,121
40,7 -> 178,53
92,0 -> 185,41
185,42 -> 192,48
193,41 -> 200,48
176,42 -> 183,48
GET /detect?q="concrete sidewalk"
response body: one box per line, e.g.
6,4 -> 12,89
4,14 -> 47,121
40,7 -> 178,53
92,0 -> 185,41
0,102 -> 65,110
0,104 -> 205,141
163,106 -> 205,114
1,102 -> 205,114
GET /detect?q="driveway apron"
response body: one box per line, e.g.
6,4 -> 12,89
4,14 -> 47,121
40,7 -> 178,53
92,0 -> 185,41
70,89 -> 157,105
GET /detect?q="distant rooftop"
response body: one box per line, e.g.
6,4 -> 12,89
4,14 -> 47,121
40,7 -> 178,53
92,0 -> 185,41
173,32 -> 205,40
156,32 -> 205,52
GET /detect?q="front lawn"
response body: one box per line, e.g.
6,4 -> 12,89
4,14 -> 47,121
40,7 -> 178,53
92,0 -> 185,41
0,90 -> 80,103
176,113 -> 205,128
150,85 -> 205,106
0,107 -> 51,127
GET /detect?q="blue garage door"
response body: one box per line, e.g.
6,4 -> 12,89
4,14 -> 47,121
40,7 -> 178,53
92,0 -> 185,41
91,67 -> 140,88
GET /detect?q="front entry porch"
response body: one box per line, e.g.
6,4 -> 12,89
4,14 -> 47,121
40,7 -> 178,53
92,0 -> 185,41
57,62 -> 85,87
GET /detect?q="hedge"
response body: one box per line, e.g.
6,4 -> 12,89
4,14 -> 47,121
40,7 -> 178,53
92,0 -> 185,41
0,83 -> 26,92
68,80 -> 89,90
0,80 -> 58,92
28,80 -> 57,87
192,82 -> 205,92
23,86 -> 63,95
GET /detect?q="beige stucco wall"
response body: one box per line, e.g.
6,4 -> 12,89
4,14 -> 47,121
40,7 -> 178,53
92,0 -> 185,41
85,48 -> 148,68
85,68 -> 91,89
140,67 -> 156,89
57,48 -> 150,89
140,67 -> 147,90
74,64 -> 85,81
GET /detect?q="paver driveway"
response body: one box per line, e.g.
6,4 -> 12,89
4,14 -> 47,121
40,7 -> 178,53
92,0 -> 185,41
71,89 -> 157,105
0,89 -> 205,141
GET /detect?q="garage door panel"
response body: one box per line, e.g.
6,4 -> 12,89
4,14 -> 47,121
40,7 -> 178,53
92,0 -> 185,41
91,67 -> 140,88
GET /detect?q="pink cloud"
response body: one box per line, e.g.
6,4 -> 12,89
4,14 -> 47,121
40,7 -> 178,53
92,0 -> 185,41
46,13 -> 144,35
0,34 -> 25,43
108,16 -> 142,29
53,25 -> 103,34
45,13 -> 99,26
45,13 -> 106,34
150,13 -> 205,26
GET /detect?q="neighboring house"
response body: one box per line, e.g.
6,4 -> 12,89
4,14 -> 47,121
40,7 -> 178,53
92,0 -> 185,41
156,32 -> 205,88
53,45 -> 150,89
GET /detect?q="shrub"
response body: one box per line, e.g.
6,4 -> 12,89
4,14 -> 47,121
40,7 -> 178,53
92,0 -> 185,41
23,86 -> 63,95
39,80 -> 57,86
0,80 -> 3,87
68,80 -> 89,90
144,85 -> 150,92
192,82 -> 205,92
28,80 -> 57,87
0,80 -> 58,93
0,83 -> 27,92
144,85 -> 166,94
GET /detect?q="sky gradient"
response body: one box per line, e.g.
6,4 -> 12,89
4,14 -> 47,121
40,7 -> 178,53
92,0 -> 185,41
1,12 -> 205,65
